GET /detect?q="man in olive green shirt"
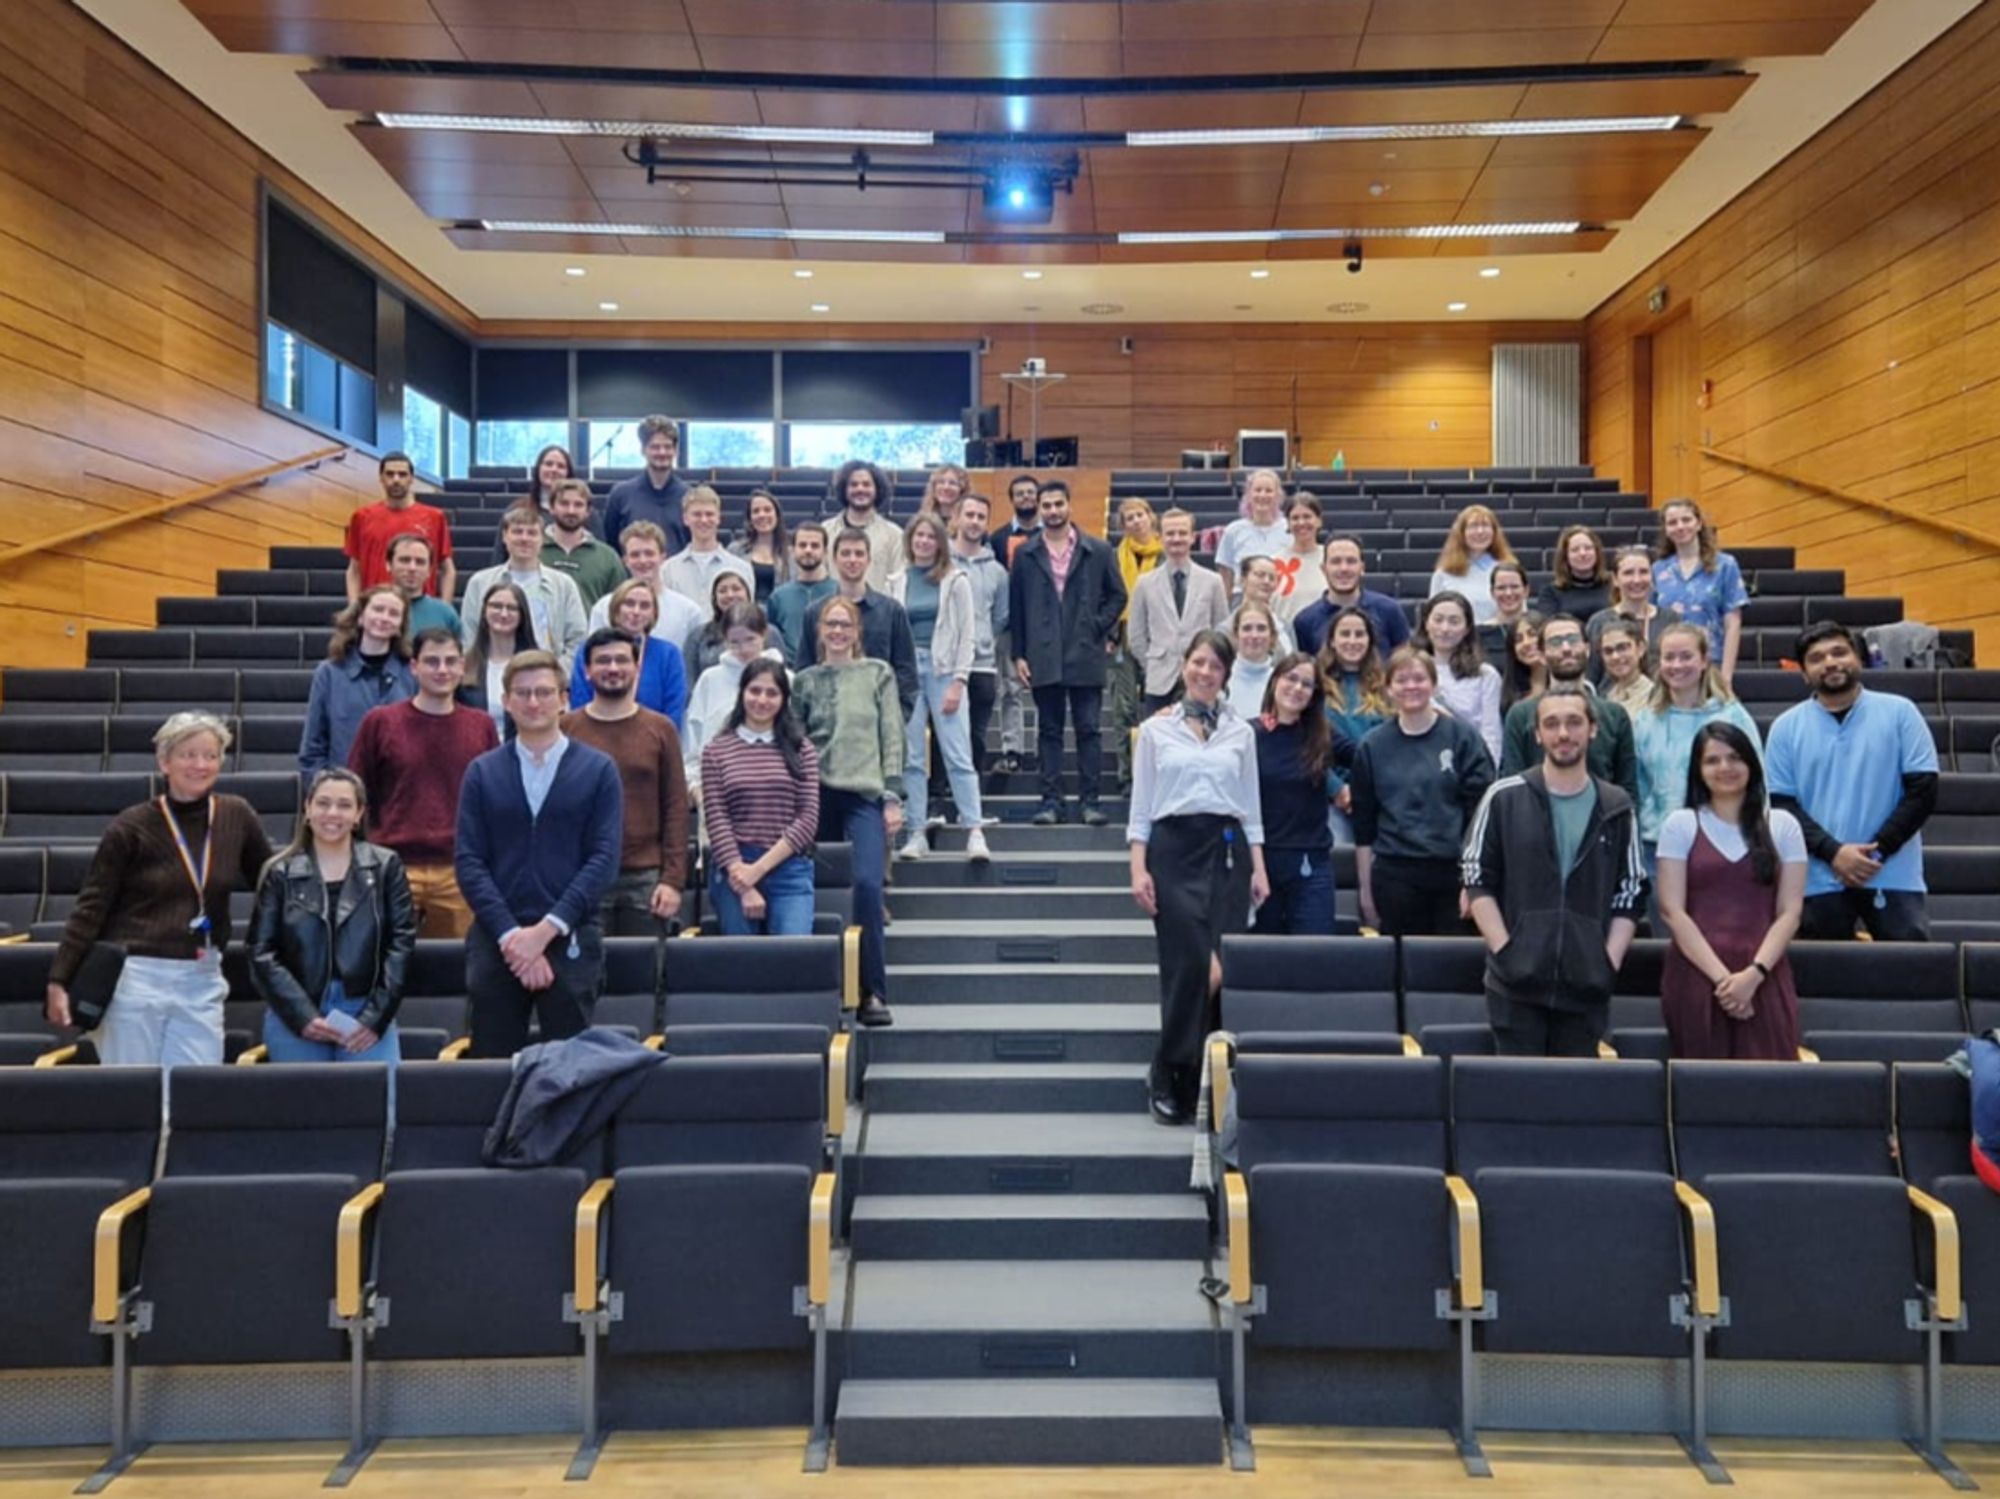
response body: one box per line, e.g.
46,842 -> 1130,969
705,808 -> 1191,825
1498,614 -> 1639,806
540,479 -> 627,610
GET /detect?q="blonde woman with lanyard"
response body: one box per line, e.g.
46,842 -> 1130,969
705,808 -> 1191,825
1129,630 -> 1267,1127
45,712 -> 274,1067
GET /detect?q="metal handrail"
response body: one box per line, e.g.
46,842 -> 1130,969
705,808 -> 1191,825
1700,446 -> 2000,553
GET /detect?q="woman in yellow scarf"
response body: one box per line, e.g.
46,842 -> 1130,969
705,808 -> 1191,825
1112,497 -> 1163,791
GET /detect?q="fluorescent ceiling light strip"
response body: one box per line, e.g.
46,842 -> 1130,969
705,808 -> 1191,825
1125,115 -> 1680,147
1117,223 -> 1581,244
380,112 -> 933,146
481,220 -> 946,244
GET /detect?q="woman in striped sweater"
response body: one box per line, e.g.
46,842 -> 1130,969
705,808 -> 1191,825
700,659 -> 820,935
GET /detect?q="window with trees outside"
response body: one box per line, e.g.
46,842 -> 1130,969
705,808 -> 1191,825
788,423 -> 962,470
476,420 -> 572,472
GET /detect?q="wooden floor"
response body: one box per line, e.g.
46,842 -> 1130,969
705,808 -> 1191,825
2,1429 -> 1995,1498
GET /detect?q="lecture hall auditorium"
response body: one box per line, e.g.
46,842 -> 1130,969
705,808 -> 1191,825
3,0 -> 2000,1494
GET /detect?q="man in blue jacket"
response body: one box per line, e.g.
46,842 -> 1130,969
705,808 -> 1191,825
456,650 -> 624,1057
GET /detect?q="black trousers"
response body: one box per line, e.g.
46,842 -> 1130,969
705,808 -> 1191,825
1799,888 -> 1929,941
1034,682 -> 1104,809
467,923 -> 604,1058
1146,813 -> 1252,1105
1487,993 -> 1606,1057
1370,855 -> 1469,937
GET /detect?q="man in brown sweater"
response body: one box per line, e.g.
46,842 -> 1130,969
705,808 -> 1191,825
562,627 -> 691,935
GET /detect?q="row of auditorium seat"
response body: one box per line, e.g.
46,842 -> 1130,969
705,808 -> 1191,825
0,930 -> 855,1066
0,1054 -> 836,1476
1216,1052 -> 1991,1472
1216,935 -> 2000,1066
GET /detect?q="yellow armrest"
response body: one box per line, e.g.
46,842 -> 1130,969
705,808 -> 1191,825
1908,1185 -> 1962,1324
439,1036 -> 472,1061
236,1045 -> 269,1066
642,1033 -> 665,1052
1675,1181 -> 1721,1320
1444,1175 -> 1483,1310
1357,925 -> 1381,939
93,1187 -> 151,1326
1224,1171 -> 1251,1304
1400,1033 -> 1421,1057
34,1044 -> 79,1068
0,931 -> 31,944
808,1171 -> 836,1307
842,927 -> 861,1011
1796,1045 -> 1820,1063
335,1182 -> 385,1320
677,925 -> 701,939
574,1178 -> 616,1315
1596,1039 -> 1619,1060
1209,1035 -> 1232,1135
828,1033 -> 850,1137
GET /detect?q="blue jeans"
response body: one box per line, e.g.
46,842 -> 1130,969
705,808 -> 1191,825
709,844 -> 816,936
820,786 -> 888,1000
1252,846 -> 1337,936
262,980 -> 401,1066
905,648 -> 983,829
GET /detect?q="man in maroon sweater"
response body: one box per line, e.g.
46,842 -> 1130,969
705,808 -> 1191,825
348,627 -> 500,937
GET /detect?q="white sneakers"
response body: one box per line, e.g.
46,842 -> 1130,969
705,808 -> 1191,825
896,835 -> 927,861
965,827 -> 992,863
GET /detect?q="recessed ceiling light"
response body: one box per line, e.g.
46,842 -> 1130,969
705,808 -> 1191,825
598,301 -> 619,312
1234,304 -> 1254,311
809,303 -> 831,313
1022,305 -> 1041,312
1326,302 -> 1370,314
1080,302 -> 1124,315
1447,301 -> 1469,312
1021,270 -> 1044,280
1250,268 -> 1271,279
1125,115 -> 1681,147
563,266 -> 586,277
380,112 -> 932,147
794,268 -> 814,279
481,220 -> 947,245
1480,266 -> 1502,278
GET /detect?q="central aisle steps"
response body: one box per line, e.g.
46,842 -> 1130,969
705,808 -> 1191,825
832,796 -> 1226,1467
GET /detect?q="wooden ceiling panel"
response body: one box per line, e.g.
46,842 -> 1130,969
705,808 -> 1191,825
444,227 -> 613,254
777,190 -> 974,234
1363,0 -> 1622,33
1265,238 -> 1438,260
1432,229 -> 1616,253
972,95 -> 1089,133
412,187 -> 605,219
618,236 -> 793,259
527,84 -> 765,125
441,27 -> 702,70
755,90 -> 979,132
1269,200 -> 1472,230
1079,91 -> 1303,134
557,136 -> 772,168
1515,75 -> 1757,118
1591,18 -> 1860,62
1459,176 -> 1665,219
960,242 -> 1104,265
1086,145 -> 1293,179
352,124 -> 578,168
1354,29 -> 1606,71
1612,0 -> 1869,24
693,36 -> 937,76
578,171 -> 787,207
193,15 -> 463,57
1288,138 -> 1501,172
1297,85 -> 1529,126
302,71 -> 544,116
439,0 -> 692,26
1117,1 -> 1372,43
1091,171 -> 1284,212
1482,131 -> 1707,168
1120,36 -> 1361,75
597,202 -> 791,228
1087,203 -> 1268,232
934,3 -> 1122,45
934,41 -> 1128,79
1279,169 -> 1485,208
680,0 -> 933,44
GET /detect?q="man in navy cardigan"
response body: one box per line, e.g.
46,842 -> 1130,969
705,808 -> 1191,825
456,650 -> 625,1056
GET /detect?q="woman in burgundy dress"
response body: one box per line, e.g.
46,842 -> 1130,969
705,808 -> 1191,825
1655,721 -> 1808,1059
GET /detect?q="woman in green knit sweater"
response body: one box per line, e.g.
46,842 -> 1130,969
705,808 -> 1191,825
794,595 -> 903,1027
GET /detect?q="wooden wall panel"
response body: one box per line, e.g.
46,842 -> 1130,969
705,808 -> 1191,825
1585,3 -> 2000,664
0,0 -> 475,674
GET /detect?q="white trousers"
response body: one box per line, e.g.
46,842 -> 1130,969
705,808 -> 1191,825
91,955 -> 228,1069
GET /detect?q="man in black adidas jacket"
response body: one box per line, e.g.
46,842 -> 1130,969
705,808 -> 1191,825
1461,686 -> 1647,1056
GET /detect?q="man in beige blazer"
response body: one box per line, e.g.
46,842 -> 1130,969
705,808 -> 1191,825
1127,508 -> 1229,714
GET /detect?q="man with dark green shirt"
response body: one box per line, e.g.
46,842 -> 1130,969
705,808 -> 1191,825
540,480 -> 627,610
1498,614 -> 1639,806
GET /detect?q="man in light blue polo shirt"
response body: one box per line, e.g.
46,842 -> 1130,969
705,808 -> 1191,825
1765,621 -> 1939,940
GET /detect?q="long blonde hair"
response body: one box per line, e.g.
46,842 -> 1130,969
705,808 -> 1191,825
1646,622 -> 1736,712
1436,504 -> 1518,574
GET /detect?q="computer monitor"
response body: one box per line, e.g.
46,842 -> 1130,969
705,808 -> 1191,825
1034,436 -> 1079,468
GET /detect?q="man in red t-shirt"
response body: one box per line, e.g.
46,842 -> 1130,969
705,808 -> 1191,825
345,451 -> 455,602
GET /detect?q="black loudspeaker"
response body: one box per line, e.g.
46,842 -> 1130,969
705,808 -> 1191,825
1034,436 -> 1079,468
961,403 -> 1001,439
965,439 -> 1025,467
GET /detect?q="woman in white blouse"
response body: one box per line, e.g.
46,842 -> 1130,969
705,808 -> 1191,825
1128,630 -> 1268,1128
1417,591 -> 1503,763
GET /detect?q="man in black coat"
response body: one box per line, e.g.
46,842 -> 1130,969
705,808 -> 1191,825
1006,481 -> 1128,825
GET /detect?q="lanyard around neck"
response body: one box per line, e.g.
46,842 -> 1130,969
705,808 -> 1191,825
158,796 -> 215,915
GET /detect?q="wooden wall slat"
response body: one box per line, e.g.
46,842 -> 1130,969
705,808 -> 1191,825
1584,1 -> 2000,665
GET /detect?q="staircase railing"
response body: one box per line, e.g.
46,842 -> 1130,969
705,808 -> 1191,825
1700,446 -> 2000,554
0,444 -> 350,571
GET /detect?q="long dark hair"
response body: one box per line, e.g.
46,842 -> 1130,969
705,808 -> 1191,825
1683,721 -> 1777,885
465,581 -> 545,686
1500,610 -> 1547,709
1417,590 -> 1484,680
724,657 -> 808,778
1261,651 -> 1332,777
1316,606 -> 1389,717
528,444 -> 574,509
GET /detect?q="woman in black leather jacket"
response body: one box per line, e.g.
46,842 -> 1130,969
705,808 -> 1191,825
249,767 -> 416,1064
